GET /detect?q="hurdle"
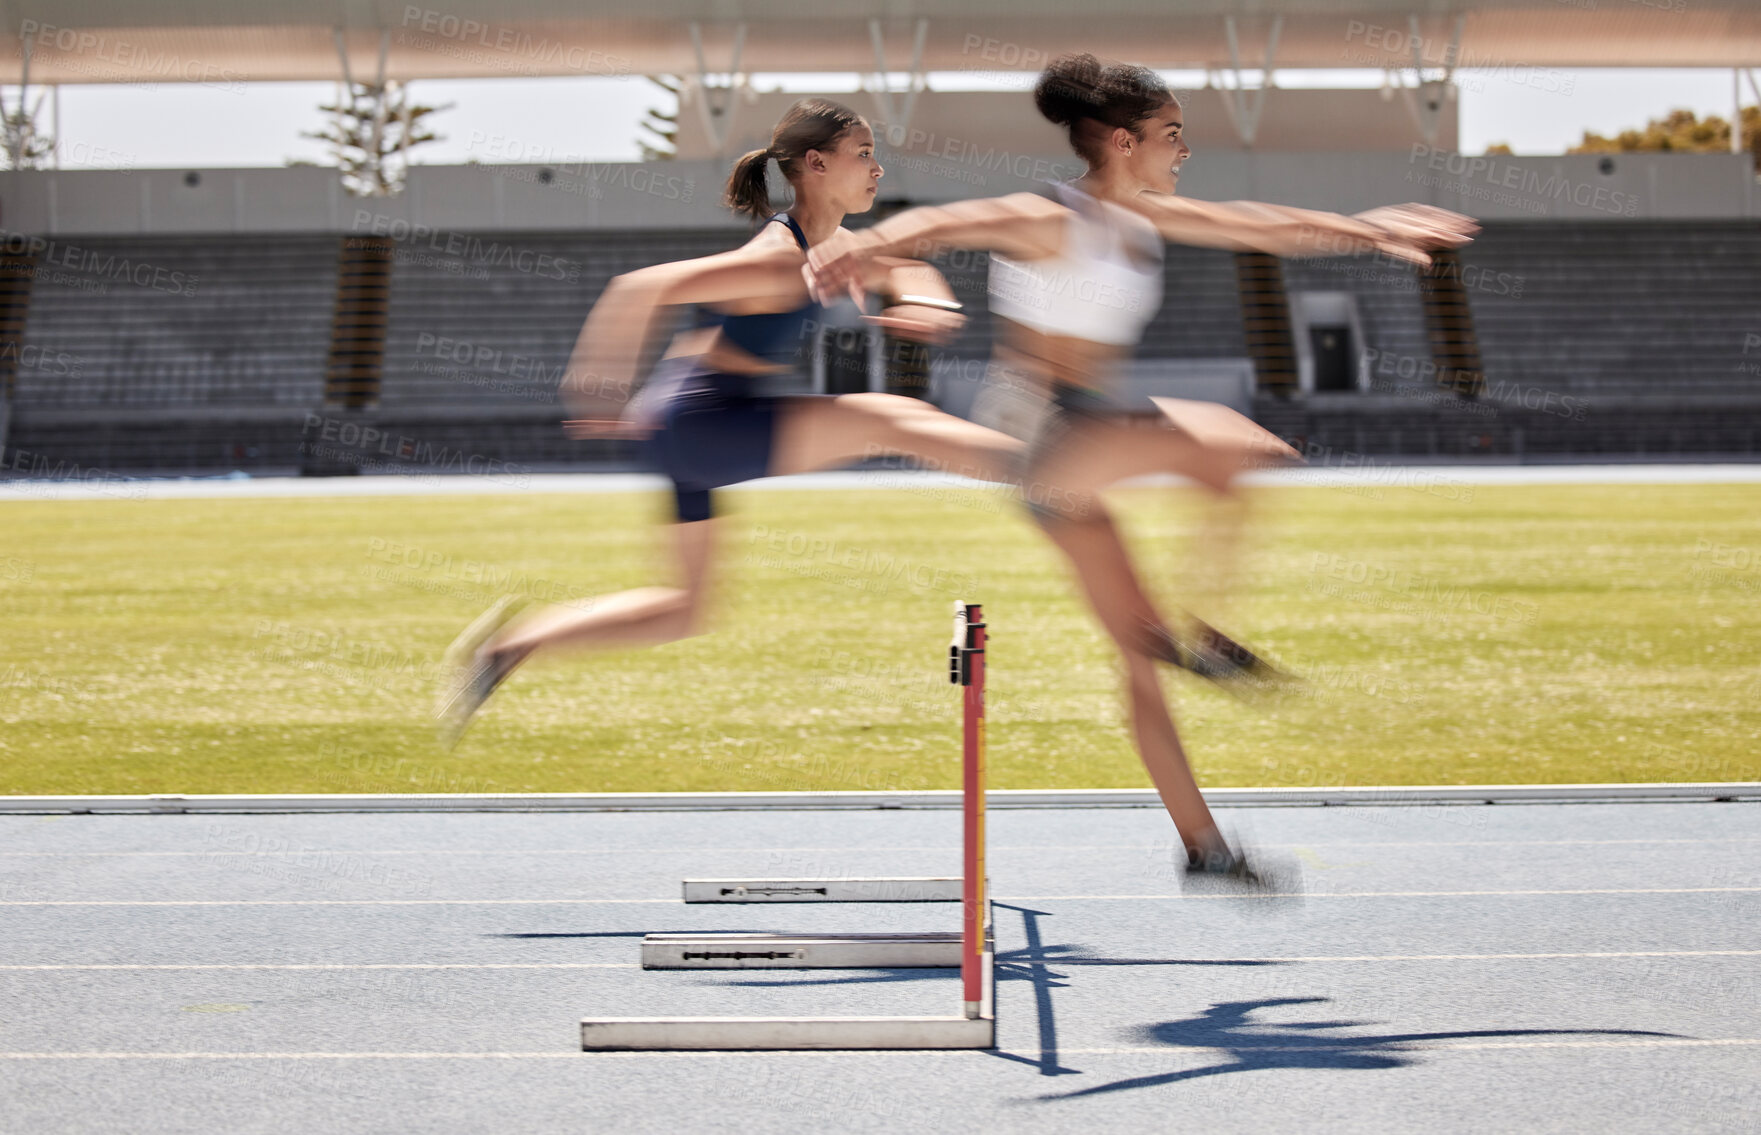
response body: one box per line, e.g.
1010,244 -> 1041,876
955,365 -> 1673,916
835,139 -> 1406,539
580,602 -> 994,1051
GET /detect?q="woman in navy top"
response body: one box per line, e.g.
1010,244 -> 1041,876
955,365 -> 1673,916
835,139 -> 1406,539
437,98 -> 1021,743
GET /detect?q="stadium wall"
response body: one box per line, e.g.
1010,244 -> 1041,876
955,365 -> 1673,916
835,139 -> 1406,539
0,151 -> 1753,240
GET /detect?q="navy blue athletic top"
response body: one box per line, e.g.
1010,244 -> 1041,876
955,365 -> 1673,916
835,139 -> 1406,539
713,213 -> 819,366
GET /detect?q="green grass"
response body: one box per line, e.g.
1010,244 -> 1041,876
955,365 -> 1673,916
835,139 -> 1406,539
3,480 -> 1758,795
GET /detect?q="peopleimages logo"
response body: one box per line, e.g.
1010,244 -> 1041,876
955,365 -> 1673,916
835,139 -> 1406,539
350,212 -> 582,282
0,231 -> 201,297
396,5 -> 632,77
1407,145 -> 1641,217
18,19 -> 247,90
868,119 -> 1081,183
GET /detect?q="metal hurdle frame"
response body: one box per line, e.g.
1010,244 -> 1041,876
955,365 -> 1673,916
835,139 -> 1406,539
580,602 -> 995,1051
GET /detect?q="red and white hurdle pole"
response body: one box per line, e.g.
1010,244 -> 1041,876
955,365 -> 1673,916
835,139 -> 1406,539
951,602 -> 987,1019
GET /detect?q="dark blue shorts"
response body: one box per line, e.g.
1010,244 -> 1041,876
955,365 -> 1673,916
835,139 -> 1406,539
640,360 -> 782,522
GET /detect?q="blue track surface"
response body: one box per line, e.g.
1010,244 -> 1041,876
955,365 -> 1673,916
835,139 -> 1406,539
1,802 -> 1757,1134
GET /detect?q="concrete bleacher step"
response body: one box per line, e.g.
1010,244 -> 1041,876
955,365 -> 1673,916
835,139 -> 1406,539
376,227 -> 744,407
14,233 -> 337,413
1464,219 -> 1761,394
6,220 -> 1759,471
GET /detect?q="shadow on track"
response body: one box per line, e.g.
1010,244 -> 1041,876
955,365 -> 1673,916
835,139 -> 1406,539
703,905 -> 1290,1078
1033,997 -> 1682,1102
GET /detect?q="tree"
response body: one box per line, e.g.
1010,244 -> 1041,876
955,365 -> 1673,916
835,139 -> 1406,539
0,88 -> 53,170
304,80 -> 452,197
1569,106 -> 1761,173
638,75 -> 682,161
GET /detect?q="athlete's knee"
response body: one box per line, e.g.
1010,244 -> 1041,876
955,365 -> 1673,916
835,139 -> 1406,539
1023,482 -> 1100,526
1200,458 -> 1247,497
1122,653 -> 1163,693
669,586 -> 712,636
842,392 -> 936,419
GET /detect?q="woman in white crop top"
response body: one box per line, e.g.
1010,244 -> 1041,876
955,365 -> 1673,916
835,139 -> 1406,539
811,53 -> 1476,880
986,179 -> 1165,347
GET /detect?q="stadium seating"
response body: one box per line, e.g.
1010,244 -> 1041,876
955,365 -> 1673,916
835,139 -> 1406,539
3,220 -> 1758,474
1464,221 -> 1761,396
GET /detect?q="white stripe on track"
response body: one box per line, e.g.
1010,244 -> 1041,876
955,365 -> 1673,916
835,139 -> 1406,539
1,950 -> 1756,971
3,886 -> 1758,906
0,963 -> 637,971
1187,950 -> 1761,962
3,463 -> 1758,504
0,898 -> 677,906
4,836 -> 1758,857
1005,887 -> 1761,901
0,1038 -> 1757,1059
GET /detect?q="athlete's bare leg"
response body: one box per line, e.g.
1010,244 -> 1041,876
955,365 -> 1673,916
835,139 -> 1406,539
1035,502 -> 1230,861
1029,413 -> 1260,507
485,517 -> 719,665
771,392 -> 1021,483
481,394 -> 1019,666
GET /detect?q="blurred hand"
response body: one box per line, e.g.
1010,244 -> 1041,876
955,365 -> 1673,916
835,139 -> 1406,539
563,416 -> 649,441
865,305 -> 965,344
559,360 -> 643,441
1354,204 -> 1480,264
803,230 -> 886,306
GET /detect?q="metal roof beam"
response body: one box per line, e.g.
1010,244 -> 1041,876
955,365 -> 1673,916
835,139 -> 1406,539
687,21 -> 747,158
1212,15 -> 1282,149
865,18 -> 929,138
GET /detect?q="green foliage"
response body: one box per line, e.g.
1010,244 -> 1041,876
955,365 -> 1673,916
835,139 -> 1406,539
1569,106 -> 1761,172
638,74 -> 683,161
0,90 -> 53,170
304,80 -> 452,196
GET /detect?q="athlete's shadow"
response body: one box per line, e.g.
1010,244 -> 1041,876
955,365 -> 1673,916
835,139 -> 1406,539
1033,997 -> 1680,1102
713,904 -> 1275,1078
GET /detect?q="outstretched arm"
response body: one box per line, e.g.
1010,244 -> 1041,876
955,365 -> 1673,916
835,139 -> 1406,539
807,192 -> 1476,300
560,239 -> 810,433
1123,196 -> 1477,266
806,194 -> 1070,302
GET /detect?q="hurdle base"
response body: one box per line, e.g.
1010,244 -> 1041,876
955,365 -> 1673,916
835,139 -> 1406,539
642,931 -> 960,969
683,877 -> 962,903
580,1012 -> 994,1051
585,944 -> 995,1051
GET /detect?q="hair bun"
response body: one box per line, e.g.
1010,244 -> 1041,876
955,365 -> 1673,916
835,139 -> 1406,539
1034,53 -> 1107,127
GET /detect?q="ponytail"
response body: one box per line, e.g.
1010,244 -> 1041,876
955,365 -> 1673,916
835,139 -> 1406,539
722,147 -> 776,221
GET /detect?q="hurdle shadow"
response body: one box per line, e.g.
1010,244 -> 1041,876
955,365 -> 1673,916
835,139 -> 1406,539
1032,997 -> 1683,1102
707,904 -> 1288,1079
987,903 -> 1080,1077
985,904 -> 1289,1079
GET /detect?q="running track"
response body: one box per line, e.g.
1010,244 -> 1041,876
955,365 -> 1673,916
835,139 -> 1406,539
1,801 -> 1756,1134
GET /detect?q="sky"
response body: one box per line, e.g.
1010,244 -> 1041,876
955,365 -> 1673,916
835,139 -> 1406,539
26,67 -> 1753,170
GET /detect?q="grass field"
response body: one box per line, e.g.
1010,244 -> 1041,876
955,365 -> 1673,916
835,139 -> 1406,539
2,478 -> 1758,796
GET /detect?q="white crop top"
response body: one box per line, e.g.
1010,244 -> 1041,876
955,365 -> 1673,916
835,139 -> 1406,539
987,181 -> 1165,347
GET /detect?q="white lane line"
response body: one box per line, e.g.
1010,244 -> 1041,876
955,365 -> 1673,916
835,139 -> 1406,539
0,963 -> 638,971
1,1039 -> 1757,1059
0,847 -> 959,858
5,837 -> 1759,857
3,887 -> 1759,907
1006,888 -> 1761,901
1191,950 -> 1761,962
4,463 -> 1757,503
2,950 -> 1756,971
0,898 -> 677,906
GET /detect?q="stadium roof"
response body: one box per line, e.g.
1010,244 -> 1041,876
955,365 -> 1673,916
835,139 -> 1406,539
3,0 -> 1759,85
